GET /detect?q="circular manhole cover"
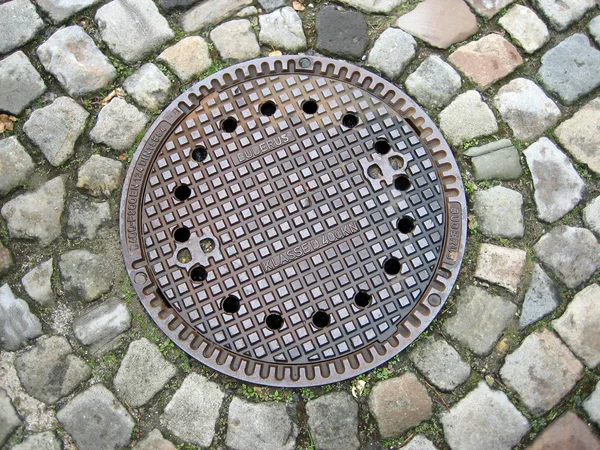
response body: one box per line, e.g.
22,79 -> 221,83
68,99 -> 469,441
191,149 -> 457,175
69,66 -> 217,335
120,56 -> 467,387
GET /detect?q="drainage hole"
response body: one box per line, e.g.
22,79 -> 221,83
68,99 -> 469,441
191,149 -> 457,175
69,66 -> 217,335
222,295 -> 241,314
260,100 -> 277,116
266,313 -> 284,330
177,248 -> 192,264
190,265 -> 208,282
367,164 -> 383,179
199,237 -> 216,253
397,216 -> 416,234
173,184 -> 192,201
342,113 -> 359,129
354,291 -> 372,308
173,227 -> 191,242
312,311 -> 331,328
302,99 -> 319,115
222,117 -> 238,133
394,175 -> 411,191
374,139 -> 391,154
383,257 -> 401,275
192,145 -> 207,162
388,155 -> 404,170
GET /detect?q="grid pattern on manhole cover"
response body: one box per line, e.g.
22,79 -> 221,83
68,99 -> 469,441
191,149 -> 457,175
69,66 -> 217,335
120,56 -> 467,386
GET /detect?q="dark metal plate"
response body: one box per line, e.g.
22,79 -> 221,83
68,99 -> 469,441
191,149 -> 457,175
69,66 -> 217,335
119,56 -> 467,387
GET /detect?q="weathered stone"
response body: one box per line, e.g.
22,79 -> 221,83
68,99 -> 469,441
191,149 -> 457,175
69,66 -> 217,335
498,5 -> 549,54
524,138 -> 585,223
73,298 -> 131,354
534,226 -> 600,289
158,37 -> 211,83
0,51 -> 46,115
449,34 -> 523,89
0,0 -> 45,54
226,397 -> 298,450
405,56 -> 461,109
494,78 -> 560,141
474,244 -> 526,294
161,373 -> 224,447
57,384 -> 134,450
96,0 -> 174,64
500,330 -> 583,416
59,250 -> 114,302
181,0 -> 253,33
259,7 -> 306,52
410,337 -> 471,391
474,186 -> 524,238
1,177 -> 65,247
210,20 -> 260,62
237,6 -> 259,17
66,195 -> 111,240
157,0 -> 197,12
584,381 -> 600,427
395,0 -> 478,49
465,0 -> 516,18
76,155 -> 124,198
307,392 -> 359,450
0,284 -> 42,351
444,285 -> 516,355
367,28 -> 416,80
535,0 -> 595,31
0,241 -> 12,276
114,338 -> 177,407
338,0 -> 404,13
0,137 -> 34,197
368,373 -> 433,438
11,431 -> 61,450
0,389 -> 21,446
584,196 -> 600,237
15,336 -> 91,404
519,264 -> 559,329
21,259 -> 55,305
37,26 -> 117,97
133,429 -> 176,450
527,411 -> 600,450
90,98 -> 148,151
36,0 -> 102,23
124,63 -> 173,111
537,34 -> 600,105
553,284 -> 600,368
316,7 -> 368,60
258,0 -> 288,12
556,98 -> 600,175
440,382 -> 530,450
465,139 -> 522,181
402,435 -> 437,450
439,91 -> 498,146
590,16 -> 600,46
23,97 -> 89,167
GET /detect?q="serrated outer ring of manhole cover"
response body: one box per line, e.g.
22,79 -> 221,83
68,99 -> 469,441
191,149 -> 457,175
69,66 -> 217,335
119,56 -> 467,387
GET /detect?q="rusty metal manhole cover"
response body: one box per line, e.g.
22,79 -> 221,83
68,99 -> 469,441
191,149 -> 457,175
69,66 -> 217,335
120,56 -> 467,387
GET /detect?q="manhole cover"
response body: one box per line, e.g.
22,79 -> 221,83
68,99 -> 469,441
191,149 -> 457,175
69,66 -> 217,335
120,56 -> 467,387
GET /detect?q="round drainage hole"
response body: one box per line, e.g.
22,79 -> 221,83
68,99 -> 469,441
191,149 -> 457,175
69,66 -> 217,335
383,257 -> 401,275
190,265 -> 208,282
266,313 -> 284,330
354,291 -> 372,308
199,238 -> 216,253
342,113 -> 359,129
192,145 -> 207,162
367,164 -> 383,179
374,139 -> 391,154
397,216 -> 416,234
173,184 -> 192,201
222,117 -> 238,133
177,248 -> 192,264
222,295 -> 241,314
173,227 -> 191,242
312,311 -> 331,328
260,101 -> 277,116
394,175 -> 411,191
302,99 -> 319,115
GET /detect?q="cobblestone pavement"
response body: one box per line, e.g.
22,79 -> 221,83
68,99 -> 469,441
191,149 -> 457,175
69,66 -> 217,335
1,0 -> 600,449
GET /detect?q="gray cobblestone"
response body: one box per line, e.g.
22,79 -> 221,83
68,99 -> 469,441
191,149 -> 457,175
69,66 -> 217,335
0,51 -> 46,115
0,0 -> 45,55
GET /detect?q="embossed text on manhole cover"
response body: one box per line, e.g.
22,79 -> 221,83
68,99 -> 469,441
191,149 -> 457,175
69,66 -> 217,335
120,56 -> 467,387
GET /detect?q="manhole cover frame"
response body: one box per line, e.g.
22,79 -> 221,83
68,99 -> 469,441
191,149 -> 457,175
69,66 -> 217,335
120,56 -> 467,387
